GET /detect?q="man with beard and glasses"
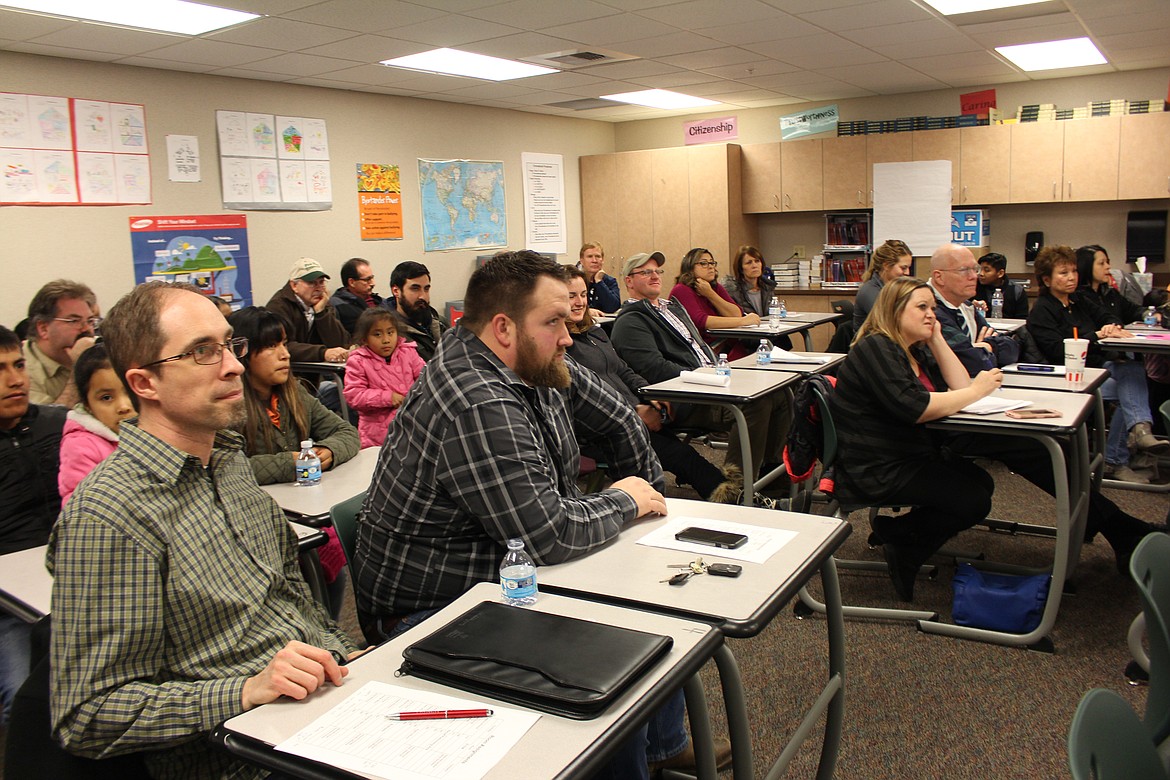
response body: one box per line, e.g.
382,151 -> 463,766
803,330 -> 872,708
355,251 -> 712,780
389,260 -> 449,361
46,284 -> 358,780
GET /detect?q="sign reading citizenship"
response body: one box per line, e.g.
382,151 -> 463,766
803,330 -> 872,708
684,116 -> 737,145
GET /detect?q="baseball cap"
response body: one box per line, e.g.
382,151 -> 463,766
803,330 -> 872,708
289,257 -> 330,282
621,251 -> 665,277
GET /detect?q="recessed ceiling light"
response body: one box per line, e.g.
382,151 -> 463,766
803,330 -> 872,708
0,0 -> 259,35
920,0 -> 1048,13
995,37 -> 1107,71
600,89 -> 720,110
381,48 -> 557,81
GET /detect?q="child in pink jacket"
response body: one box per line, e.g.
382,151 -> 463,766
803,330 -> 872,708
344,308 -> 425,448
58,345 -> 135,504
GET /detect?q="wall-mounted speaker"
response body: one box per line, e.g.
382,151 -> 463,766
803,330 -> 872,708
1025,231 -> 1043,265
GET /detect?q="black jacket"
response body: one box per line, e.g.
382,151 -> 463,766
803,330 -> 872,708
329,287 -> 394,337
0,404 -> 66,554
610,298 -> 714,384
1026,291 -> 1120,368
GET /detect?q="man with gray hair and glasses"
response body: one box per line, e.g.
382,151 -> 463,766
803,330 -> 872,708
24,279 -> 100,406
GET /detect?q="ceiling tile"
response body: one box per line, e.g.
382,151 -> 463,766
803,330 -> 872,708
935,71 -> 1028,88
113,56 -> 220,73
787,81 -> 877,100
298,35 -> 427,62
734,96 -> 806,107
511,70 -> 611,89
839,18 -> 963,47
677,79 -> 754,96
700,58 -> 798,80
232,51 -> 362,77
557,79 -> 644,97
798,0 -> 934,31
696,14 -> 819,44
436,82 -> 542,99
707,88 -> 785,102
620,31 -> 724,59
378,71 -> 484,92
390,15 -> 522,46
640,0 -> 788,28
816,61 -> 948,93
496,89 -> 585,105
866,31 -> 982,58
25,25 -> 179,56
462,32 -> 585,59
206,67 -> 294,82
1066,0 -> 1169,19
900,50 -> 1005,73
315,63 -> 428,85
540,13 -> 677,45
660,46 -> 761,70
629,72 -> 732,89
0,9 -> 75,40
212,0 -> 322,13
208,17 -> 354,50
574,59 -> 683,79
1082,9 -> 1170,36
463,0 -> 618,29
2,41 -> 121,61
142,38 -> 285,68
282,0 -> 447,32
744,32 -> 867,60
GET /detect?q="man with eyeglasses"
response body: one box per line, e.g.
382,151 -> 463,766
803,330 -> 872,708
265,258 -> 350,364
928,243 -> 1018,376
329,257 -> 392,336
23,279 -> 100,407
47,283 -> 358,779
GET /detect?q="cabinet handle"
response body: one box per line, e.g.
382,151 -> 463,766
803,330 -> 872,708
1067,181 -> 1072,198
857,189 -> 863,204
962,185 -> 968,203
868,189 -> 873,205
784,193 -> 791,209
773,194 -> 779,210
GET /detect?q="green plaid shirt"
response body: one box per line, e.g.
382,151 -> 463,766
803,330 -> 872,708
47,422 -> 356,780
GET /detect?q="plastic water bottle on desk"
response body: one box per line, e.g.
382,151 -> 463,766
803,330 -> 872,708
756,339 -> 772,366
779,299 -> 788,319
295,440 -> 322,487
991,288 -> 1004,320
715,353 -> 731,379
500,538 -> 537,606
1146,306 -> 1158,328
769,296 -> 781,329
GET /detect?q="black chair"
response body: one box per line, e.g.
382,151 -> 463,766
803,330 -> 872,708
4,617 -> 151,779
827,299 -> 855,354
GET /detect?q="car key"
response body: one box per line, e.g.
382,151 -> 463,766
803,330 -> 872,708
707,563 -> 743,577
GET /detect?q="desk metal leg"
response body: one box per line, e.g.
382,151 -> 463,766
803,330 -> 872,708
682,673 -> 719,780
728,405 -> 754,507
713,645 -> 754,780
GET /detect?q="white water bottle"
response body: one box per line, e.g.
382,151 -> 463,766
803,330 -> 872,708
500,538 -> 537,605
991,288 -> 1004,319
715,353 -> 730,378
1146,306 -> 1158,327
779,299 -> 788,319
768,296 -> 781,328
756,339 -> 772,365
295,439 -> 322,487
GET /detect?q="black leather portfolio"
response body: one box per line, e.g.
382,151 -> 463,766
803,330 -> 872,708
398,601 -> 674,719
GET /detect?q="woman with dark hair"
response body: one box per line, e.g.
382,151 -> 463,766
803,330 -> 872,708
1028,246 -> 1166,483
853,239 -> 913,329
724,245 -> 792,350
670,247 -> 760,360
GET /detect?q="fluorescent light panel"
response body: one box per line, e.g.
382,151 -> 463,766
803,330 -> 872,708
0,0 -> 259,35
381,48 -> 557,81
600,89 -> 720,110
996,37 -> 1107,71
920,0 -> 1049,14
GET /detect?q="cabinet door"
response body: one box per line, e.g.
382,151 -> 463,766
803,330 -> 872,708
580,154 -> 618,272
688,144 -> 736,267
613,151 -> 654,268
740,142 -> 781,213
913,128 -> 960,202
1062,116 -> 1119,201
822,136 -> 867,209
652,146 -> 692,272
780,138 -> 823,211
1010,122 -> 1064,203
959,125 -> 1010,205
1119,112 -> 1170,200
866,134 -> 913,204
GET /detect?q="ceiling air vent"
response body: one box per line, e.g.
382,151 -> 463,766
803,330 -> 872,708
524,47 -> 638,70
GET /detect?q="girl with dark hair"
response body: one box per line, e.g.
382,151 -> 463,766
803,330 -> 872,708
344,307 -> 424,448
58,344 -> 135,504
669,247 -> 760,360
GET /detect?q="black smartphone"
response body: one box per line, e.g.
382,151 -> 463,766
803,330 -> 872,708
674,527 -> 748,549
1016,364 -> 1056,373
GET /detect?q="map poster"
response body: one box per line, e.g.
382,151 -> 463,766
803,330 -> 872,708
417,158 -> 506,252
357,163 -> 403,240
129,214 -> 253,310
521,151 -> 566,255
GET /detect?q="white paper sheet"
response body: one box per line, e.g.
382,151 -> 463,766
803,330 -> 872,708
636,516 -> 797,564
276,681 -> 540,780
769,347 -> 829,364
872,160 -> 952,256
957,396 -> 1030,415
680,370 -> 730,387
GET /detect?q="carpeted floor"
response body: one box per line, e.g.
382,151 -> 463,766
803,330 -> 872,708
2,445 -> 1165,780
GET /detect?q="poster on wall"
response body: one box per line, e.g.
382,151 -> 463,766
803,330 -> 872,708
418,158 -> 506,252
129,214 -> 253,310
357,163 -> 403,240
520,152 -> 565,255
0,92 -> 151,205
216,110 -> 331,211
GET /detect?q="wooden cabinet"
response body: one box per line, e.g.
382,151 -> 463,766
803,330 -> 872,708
865,133 -> 913,205
958,124 -> 1010,204
780,139 -> 823,211
614,151 -> 655,269
579,154 -> 617,273
913,128 -> 960,199
1010,121 -> 1064,203
1119,112 -> 1170,200
1062,116 -> 1119,201
740,142 -> 781,213
822,136 -> 867,209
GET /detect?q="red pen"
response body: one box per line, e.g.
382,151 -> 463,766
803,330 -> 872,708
385,709 -> 494,721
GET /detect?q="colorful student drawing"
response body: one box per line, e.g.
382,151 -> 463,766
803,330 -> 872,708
77,152 -> 116,202
1,149 -> 36,201
250,158 -> 281,202
277,115 -> 304,159
112,103 -> 147,151
115,154 -> 151,203
247,112 -> 276,158
216,110 -> 250,157
74,99 -> 112,152
302,118 -> 328,160
280,160 -> 307,202
34,150 -> 78,202
221,157 -> 253,201
0,93 -> 31,149
307,160 -> 332,203
29,96 -> 71,150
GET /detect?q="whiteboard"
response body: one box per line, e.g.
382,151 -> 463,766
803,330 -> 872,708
872,160 -> 952,257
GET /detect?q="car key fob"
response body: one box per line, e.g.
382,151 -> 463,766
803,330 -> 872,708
707,563 -> 742,577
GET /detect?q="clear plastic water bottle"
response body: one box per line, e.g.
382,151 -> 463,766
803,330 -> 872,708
295,439 -> 322,487
768,296 -> 781,329
756,339 -> 772,365
1146,306 -> 1158,327
500,538 -> 537,606
715,353 -> 730,378
991,288 -> 1004,319
778,299 -> 788,319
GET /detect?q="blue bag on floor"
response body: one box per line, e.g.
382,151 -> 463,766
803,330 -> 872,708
952,563 -> 1051,633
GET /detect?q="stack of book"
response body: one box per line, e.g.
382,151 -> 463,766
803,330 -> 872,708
1126,99 -> 1167,114
1017,103 -> 1057,122
771,258 -> 800,289
1089,98 -> 1127,117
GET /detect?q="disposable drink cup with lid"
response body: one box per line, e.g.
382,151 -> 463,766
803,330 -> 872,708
1063,338 -> 1088,385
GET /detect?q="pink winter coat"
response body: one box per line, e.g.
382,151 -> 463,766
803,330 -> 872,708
58,408 -> 118,505
343,342 -> 425,448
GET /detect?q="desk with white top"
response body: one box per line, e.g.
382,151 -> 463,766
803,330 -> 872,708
1100,332 -> 1170,355
708,311 -> 844,351
639,369 -> 800,506
213,583 -> 723,780
262,446 -> 379,526
729,351 -> 846,374
0,545 -> 52,622
985,317 -> 1026,334
541,497 -> 851,780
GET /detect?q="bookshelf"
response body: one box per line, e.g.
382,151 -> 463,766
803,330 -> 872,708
822,213 -> 871,286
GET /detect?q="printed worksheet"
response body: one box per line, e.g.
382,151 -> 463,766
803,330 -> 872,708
637,516 -> 797,563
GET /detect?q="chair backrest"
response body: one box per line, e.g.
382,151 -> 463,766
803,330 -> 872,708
827,317 -> 856,354
810,382 -> 838,470
329,492 -> 366,566
1068,688 -> 1167,780
1160,399 -> 1170,439
1131,533 -> 1170,745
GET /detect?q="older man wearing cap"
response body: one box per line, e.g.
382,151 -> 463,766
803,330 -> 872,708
265,258 -> 350,364
611,251 -> 790,499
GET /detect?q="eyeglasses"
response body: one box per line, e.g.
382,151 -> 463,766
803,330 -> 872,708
54,316 -> 102,329
695,261 -> 718,268
141,337 -> 249,369
358,275 -> 375,283
631,269 -> 666,277
942,266 -> 978,277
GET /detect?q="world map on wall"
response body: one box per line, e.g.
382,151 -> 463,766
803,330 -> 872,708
417,159 -> 506,251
